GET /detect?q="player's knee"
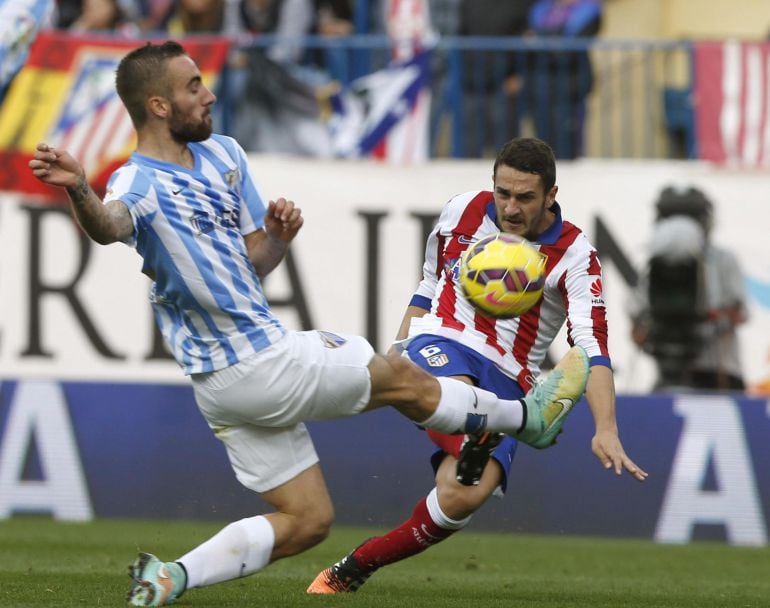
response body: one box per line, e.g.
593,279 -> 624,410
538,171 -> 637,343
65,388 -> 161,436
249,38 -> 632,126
438,484 -> 486,519
298,515 -> 333,549
389,353 -> 439,404
284,505 -> 334,555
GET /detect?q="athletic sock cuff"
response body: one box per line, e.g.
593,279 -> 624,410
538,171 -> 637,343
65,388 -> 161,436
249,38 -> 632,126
426,487 -> 472,530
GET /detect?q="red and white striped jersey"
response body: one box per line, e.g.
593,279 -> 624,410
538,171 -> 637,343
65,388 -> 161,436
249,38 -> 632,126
408,190 -> 610,391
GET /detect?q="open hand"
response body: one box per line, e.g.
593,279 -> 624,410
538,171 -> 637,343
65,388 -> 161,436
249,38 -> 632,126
592,429 -> 648,481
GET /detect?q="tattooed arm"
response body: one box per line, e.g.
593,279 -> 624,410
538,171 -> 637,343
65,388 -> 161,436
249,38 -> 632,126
29,143 -> 133,244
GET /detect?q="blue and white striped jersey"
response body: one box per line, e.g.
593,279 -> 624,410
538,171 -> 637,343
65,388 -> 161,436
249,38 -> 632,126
105,134 -> 286,374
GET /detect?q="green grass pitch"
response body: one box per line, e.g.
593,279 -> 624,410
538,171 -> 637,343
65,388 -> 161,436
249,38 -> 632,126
2,517 -> 769,607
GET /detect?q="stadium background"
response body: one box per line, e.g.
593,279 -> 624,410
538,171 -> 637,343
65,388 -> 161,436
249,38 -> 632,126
1,0 -> 770,551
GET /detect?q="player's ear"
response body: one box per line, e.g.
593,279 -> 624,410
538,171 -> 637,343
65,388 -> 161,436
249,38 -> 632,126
147,95 -> 169,119
547,185 -> 558,207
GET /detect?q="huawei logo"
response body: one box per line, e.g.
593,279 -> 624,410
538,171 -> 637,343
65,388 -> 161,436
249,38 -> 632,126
590,278 -> 605,306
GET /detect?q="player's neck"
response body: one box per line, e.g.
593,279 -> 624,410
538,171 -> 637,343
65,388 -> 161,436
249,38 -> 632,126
136,130 -> 194,169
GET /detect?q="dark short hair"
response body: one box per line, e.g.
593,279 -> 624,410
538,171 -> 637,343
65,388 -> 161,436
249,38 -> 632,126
115,41 -> 187,128
493,138 -> 556,192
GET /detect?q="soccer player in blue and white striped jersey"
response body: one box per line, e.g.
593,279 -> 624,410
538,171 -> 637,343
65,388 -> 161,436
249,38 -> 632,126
29,41 -> 591,606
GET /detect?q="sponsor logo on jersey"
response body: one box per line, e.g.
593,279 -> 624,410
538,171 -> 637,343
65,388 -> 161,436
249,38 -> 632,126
426,354 -> 449,367
457,234 -> 474,244
318,330 -> 347,348
221,208 -> 237,229
191,212 -> 214,235
590,277 -> 605,305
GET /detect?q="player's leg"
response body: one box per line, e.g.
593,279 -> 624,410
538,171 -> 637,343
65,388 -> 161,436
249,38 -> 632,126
128,464 -> 333,606
307,436 -> 512,594
178,463 -> 334,580
206,329 -> 587,449
397,336 -> 516,486
127,418 -> 329,606
365,346 -> 589,447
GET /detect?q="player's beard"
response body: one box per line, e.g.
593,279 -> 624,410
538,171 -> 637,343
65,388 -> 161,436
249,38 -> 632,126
168,103 -> 213,143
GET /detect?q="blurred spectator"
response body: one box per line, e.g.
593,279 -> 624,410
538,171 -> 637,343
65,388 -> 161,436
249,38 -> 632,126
424,0 -> 460,154
231,0 -> 333,155
629,186 -> 748,392
240,0 -> 314,63
313,0 -> 354,81
524,0 -> 601,159
457,0 -> 535,157
134,0 -> 173,31
68,0 -> 140,34
316,0 -> 353,37
164,0 -> 227,34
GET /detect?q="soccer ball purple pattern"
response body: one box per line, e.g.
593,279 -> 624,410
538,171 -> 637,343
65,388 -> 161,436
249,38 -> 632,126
459,233 -> 546,318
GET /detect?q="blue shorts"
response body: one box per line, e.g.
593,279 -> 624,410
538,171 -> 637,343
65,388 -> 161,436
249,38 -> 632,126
405,334 -> 523,492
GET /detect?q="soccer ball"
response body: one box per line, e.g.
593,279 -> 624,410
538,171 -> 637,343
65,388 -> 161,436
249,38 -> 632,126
458,233 -> 546,319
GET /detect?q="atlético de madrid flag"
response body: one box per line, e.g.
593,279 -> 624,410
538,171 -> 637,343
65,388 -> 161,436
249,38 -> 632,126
695,40 -> 770,166
0,32 -> 230,201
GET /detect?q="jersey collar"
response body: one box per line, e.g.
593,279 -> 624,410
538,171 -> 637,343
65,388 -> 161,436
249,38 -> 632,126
487,199 -> 564,245
537,201 -> 564,245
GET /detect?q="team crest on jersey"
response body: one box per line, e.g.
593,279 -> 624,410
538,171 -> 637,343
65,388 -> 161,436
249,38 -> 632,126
224,168 -> 240,195
445,258 -> 461,281
427,354 -> 449,367
318,330 -> 347,348
191,212 -> 215,234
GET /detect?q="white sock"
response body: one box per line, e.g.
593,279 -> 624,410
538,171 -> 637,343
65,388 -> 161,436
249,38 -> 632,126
426,487 -> 472,530
420,377 -> 524,434
178,515 -> 275,588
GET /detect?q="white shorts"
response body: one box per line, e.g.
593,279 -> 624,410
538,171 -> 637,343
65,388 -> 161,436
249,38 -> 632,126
191,330 -> 374,492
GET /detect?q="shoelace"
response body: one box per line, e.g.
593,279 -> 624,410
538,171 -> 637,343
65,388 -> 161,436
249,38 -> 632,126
326,562 -> 368,592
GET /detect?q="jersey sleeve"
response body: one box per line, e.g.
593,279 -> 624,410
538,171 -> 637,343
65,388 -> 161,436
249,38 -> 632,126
561,244 -> 612,368
104,164 -> 153,248
237,143 -> 266,234
410,198 -> 457,311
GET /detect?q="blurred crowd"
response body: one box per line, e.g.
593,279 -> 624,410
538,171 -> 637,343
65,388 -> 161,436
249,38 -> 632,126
34,0 -> 602,158
52,0 -> 357,40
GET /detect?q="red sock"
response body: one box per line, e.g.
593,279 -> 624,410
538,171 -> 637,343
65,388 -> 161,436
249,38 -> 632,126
351,497 -> 456,570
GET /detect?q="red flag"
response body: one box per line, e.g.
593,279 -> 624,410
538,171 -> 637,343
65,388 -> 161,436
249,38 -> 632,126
695,40 -> 770,166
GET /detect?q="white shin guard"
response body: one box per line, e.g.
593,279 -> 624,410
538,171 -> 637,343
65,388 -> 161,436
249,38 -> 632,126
421,377 -> 524,434
178,515 -> 275,588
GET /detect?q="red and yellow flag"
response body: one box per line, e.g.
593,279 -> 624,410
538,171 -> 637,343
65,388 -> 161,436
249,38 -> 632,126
0,32 -> 230,200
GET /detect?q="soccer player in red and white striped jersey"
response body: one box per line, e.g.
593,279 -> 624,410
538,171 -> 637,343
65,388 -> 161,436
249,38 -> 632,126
308,137 -> 647,595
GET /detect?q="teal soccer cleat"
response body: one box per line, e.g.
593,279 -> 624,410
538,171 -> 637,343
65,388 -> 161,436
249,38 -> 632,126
127,553 -> 186,606
516,345 -> 589,449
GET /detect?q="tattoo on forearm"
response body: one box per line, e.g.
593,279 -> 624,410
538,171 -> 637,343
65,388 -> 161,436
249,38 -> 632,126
66,174 -> 91,206
65,173 -> 118,242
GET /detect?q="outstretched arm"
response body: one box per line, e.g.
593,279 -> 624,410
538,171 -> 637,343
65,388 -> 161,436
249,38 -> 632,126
244,197 -> 303,279
585,364 -> 648,482
28,143 -> 133,244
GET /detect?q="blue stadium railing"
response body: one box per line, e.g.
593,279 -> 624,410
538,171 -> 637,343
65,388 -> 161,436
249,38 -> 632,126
216,35 -> 695,160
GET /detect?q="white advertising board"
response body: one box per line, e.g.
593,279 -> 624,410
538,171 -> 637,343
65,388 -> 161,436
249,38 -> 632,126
1,157 -> 768,393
